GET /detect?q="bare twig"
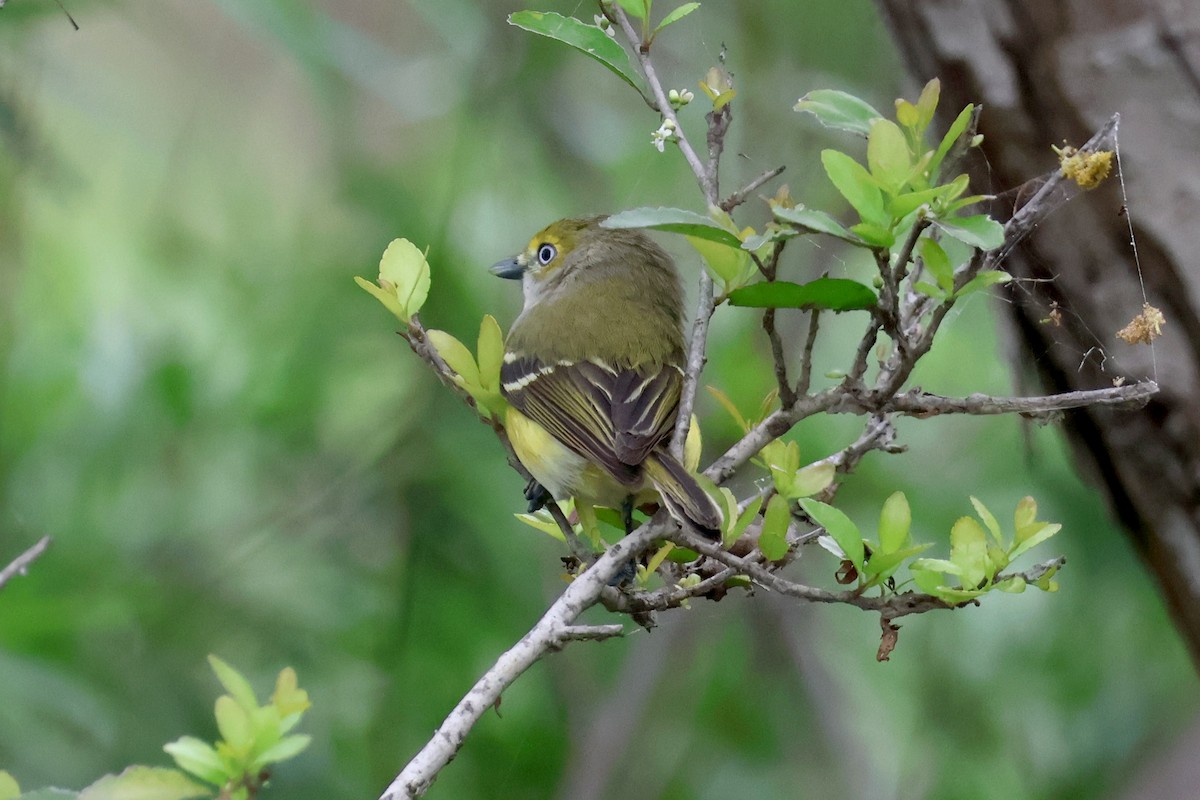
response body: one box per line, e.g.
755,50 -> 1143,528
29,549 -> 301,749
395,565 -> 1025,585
829,381 -> 1158,418
763,308 -> 796,408
610,6 -> 713,200
0,536 -> 51,591
720,165 -> 786,212
795,309 -> 821,396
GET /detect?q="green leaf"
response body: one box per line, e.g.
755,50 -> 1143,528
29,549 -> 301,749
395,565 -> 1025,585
726,494 -> 763,547
969,496 -> 1004,547
794,90 -> 883,136
1009,523 -> 1062,562
354,276 -> 405,322
271,668 -> 310,722
207,656 -> 258,712
508,11 -> 643,93
654,2 -> 700,34
918,236 -> 954,294
867,118 -> 912,193
996,576 -> 1027,593
889,186 -> 948,219
253,734 -> 312,768
727,278 -> 876,312
944,194 -> 990,214
476,315 -> 504,393
877,491 -> 911,554
928,104 -> 974,180
910,558 -> 962,576
10,791 -> 78,800
821,150 -> 887,226
164,737 -> 227,785
377,238 -> 431,322
214,695 -> 253,753
616,0 -> 649,20
761,440 -> 801,497
1014,496 -> 1038,540
800,499 -> 864,571
849,223 -> 895,248
936,215 -> 1004,251
78,767 -> 210,800
758,494 -> 791,561
949,516 -> 989,589
914,78 -> 940,132
426,330 -> 481,390
771,205 -> 859,243
602,207 -> 742,247
955,270 -> 1011,299
863,543 -> 932,581
787,461 -> 835,499
514,510 -> 568,542
0,773 -> 18,800
913,281 -> 947,300
686,235 -> 752,290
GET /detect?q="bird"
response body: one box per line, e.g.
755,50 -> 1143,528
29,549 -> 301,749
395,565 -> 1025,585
490,216 -> 723,539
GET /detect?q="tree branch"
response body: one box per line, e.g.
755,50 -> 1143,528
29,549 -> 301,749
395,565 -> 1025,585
0,536 -> 51,591
380,516 -> 670,799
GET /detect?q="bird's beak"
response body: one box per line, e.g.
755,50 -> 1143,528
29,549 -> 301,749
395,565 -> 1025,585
489,256 -> 524,280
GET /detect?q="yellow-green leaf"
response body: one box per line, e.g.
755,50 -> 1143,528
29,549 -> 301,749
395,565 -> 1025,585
78,767 -> 211,800
271,668 -> 311,719
207,655 -> 258,712
758,494 -> 791,561
163,736 -> 226,785
878,491 -> 911,554
970,496 -> 1004,546
725,493 -> 763,548
654,2 -> 700,35
378,238 -> 431,322
949,516 -> 989,589
687,235 -> 752,291
214,695 -> 253,754
821,149 -> 887,226
426,330 -> 480,390
915,78 -> 940,131
787,461 -> 834,499
867,118 -> 912,194
514,511 -> 568,542
800,498 -> 864,570
0,772 -> 18,800
355,275 -> 407,322
477,315 -> 505,394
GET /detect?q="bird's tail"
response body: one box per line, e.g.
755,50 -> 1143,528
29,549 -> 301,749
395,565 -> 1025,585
643,449 -> 723,539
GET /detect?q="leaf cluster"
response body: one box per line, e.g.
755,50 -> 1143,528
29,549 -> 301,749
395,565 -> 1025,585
0,658 -> 311,800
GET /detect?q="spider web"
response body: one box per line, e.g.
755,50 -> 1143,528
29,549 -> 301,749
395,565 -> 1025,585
965,115 -> 1158,391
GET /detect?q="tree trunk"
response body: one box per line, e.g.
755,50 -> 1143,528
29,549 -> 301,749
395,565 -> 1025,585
875,0 -> 1200,664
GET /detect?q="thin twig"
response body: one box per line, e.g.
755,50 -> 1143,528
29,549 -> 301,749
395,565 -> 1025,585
611,6 -> 713,200
828,381 -> 1158,418
763,308 -> 796,408
0,536 -> 51,591
795,309 -> 821,396
720,165 -> 786,212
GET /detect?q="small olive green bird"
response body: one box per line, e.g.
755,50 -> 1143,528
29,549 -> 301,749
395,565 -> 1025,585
490,216 -> 722,538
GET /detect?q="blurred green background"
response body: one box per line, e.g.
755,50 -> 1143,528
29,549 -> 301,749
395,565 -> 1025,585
0,1 -> 1195,798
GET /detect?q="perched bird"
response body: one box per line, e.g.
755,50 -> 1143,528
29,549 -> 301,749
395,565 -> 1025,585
491,216 -> 722,538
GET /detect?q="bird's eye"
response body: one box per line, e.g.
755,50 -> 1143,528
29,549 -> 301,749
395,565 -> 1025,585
536,243 -> 557,265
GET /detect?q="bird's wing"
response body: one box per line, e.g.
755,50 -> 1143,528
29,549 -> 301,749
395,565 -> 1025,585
501,355 -> 681,485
